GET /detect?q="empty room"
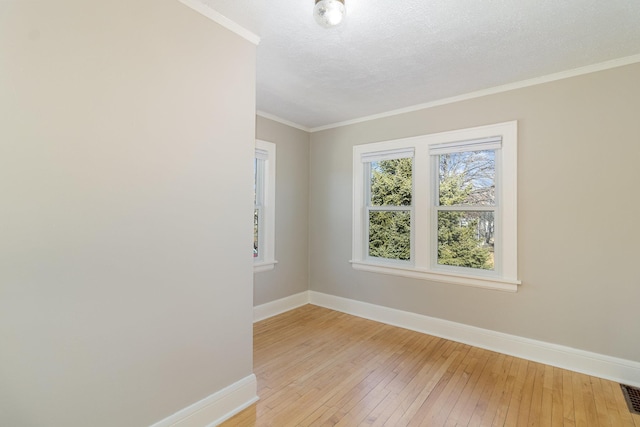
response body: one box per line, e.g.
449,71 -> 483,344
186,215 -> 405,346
2,0 -> 640,426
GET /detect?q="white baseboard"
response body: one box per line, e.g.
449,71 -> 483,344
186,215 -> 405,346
253,291 -> 310,322
150,374 -> 258,427
308,291 -> 640,388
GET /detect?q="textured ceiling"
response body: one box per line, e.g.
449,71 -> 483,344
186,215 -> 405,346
199,0 -> 640,130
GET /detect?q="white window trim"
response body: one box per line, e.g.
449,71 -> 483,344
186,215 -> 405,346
254,140 -> 277,273
352,121 -> 520,292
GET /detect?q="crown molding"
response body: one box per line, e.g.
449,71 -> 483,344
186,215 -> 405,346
309,53 -> 640,132
178,0 -> 260,45
256,111 -> 311,133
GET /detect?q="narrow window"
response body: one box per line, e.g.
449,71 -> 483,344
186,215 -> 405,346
365,154 -> 413,262
254,140 -> 276,272
361,149 -> 414,264
430,138 -> 499,273
254,154 -> 265,260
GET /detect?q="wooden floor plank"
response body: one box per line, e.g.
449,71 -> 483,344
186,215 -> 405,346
563,368 -> 577,426
379,342 -> 459,426
591,376 -> 613,427
601,379 -> 635,427
502,357 -> 530,426
490,354 -> 523,427
476,352 -> 513,426
466,352 -> 508,426
220,304 -> 635,427
538,364 -> 554,427
412,345 -> 479,426
611,381 -> 640,427
526,362 -> 546,427
439,346 -> 494,426
550,367 -> 565,427
572,370 -> 590,427
395,348 -> 463,425
580,371 -> 600,427
514,360 -> 537,426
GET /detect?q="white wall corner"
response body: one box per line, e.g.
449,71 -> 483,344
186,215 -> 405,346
254,291 -> 310,323
149,374 -> 258,427
308,291 -> 640,388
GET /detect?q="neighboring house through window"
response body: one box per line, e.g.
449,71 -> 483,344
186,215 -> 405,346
254,140 -> 276,272
352,121 -> 519,291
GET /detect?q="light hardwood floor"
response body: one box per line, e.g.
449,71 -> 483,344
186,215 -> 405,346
221,304 -> 639,426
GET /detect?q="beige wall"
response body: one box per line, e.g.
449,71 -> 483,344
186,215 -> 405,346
0,1 -> 256,426
309,63 -> 640,362
255,116 -> 310,306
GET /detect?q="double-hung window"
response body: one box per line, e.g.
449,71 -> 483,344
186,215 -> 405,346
254,140 -> 276,272
352,121 -> 519,291
363,149 -> 414,263
431,138 -> 499,273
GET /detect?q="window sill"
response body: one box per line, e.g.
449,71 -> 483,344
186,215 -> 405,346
350,260 -> 520,292
254,260 -> 278,273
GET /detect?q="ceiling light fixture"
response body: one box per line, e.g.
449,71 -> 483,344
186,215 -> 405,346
313,0 -> 346,28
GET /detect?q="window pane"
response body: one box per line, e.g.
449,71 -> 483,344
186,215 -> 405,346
253,157 -> 258,205
437,211 -> 494,270
254,157 -> 264,206
253,208 -> 259,258
370,158 -> 412,206
368,210 -> 411,260
439,150 -> 495,206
